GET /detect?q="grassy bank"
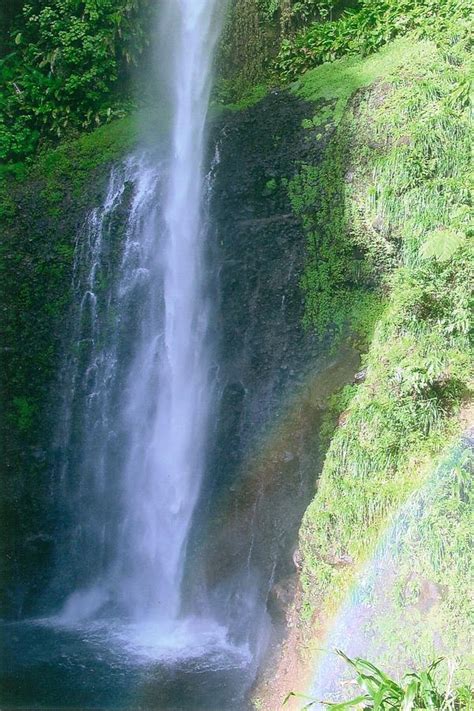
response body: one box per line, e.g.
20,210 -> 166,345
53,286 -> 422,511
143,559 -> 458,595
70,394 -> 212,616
285,15 -> 472,690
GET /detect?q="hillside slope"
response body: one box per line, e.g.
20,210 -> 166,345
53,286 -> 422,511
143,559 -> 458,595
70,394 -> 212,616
253,18 -> 473,709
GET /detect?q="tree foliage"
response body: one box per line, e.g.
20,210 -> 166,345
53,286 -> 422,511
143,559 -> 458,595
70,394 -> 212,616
0,0 -> 151,162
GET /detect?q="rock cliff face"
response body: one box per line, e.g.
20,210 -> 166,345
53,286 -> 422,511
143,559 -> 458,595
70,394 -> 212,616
185,91 -> 323,645
184,91 -> 359,656
207,90 -> 320,505
1,158 -> 115,617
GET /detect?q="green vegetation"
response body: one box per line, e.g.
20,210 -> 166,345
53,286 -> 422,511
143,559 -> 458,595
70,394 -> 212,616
0,0 -> 150,162
216,0 -> 275,101
285,653 -> 473,709
11,396 -> 38,434
216,0 -> 351,101
369,442 -> 473,678
258,0 -> 341,26
293,10 -> 472,681
292,37 -> 429,127
214,83 -> 269,112
287,38 -> 440,338
218,0 -> 469,104
31,114 -> 137,204
275,0 -> 471,81
1,113 -> 137,209
3,0 -> 470,161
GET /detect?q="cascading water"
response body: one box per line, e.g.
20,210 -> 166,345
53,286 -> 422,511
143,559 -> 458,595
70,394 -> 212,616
118,0 -> 222,623
54,0 -> 222,628
116,0 -> 222,622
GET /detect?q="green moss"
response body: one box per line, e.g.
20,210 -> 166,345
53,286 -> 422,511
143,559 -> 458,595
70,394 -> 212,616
221,83 -> 269,112
0,190 -> 16,220
31,114 -> 138,207
11,396 -> 38,434
292,37 -> 435,127
216,0 -> 279,100
210,83 -> 270,119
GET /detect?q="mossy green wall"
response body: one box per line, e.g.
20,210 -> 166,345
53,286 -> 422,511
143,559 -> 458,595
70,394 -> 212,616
283,25 -> 472,686
216,0 -> 354,100
0,115 -> 139,615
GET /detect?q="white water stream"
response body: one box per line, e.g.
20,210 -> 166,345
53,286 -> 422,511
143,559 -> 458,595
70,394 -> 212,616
115,0 -> 221,623
55,0 -> 223,636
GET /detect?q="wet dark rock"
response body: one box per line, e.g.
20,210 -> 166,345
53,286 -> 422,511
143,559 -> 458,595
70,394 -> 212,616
292,548 -> 302,571
0,161 -> 115,618
267,575 -> 298,623
181,90 -> 332,642
354,368 -> 367,384
323,552 -> 354,568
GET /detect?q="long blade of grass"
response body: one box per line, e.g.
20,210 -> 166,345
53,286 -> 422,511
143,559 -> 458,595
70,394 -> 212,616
283,691 -> 317,707
353,659 -> 403,695
401,680 -> 418,711
356,672 -> 385,698
323,694 -> 369,709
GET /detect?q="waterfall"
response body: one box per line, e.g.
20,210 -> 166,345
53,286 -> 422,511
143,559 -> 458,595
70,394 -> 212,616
115,0 -> 221,623
55,0 -> 222,628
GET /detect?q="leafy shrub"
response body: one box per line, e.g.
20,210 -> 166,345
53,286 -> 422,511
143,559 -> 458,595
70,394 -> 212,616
0,0 -> 151,161
275,0 -> 472,80
257,0 -> 349,26
285,653 -> 473,709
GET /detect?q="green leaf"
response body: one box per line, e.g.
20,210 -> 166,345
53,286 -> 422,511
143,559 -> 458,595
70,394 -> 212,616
401,680 -> 418,711
427,657 -> 444,673
353,658 -> 401,693
420,229 -> 465,262
283,691 -> 316,707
